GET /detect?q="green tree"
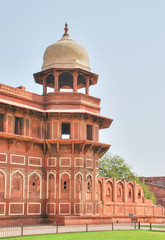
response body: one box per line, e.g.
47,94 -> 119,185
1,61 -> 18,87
99,153 -> 157,204
99,154 -> 132,180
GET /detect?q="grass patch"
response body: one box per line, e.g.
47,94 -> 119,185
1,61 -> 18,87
0,230 -> 165,240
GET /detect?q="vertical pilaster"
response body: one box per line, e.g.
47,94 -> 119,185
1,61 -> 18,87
134,180 -> 137,203
102,177 -> 105,214
113,178 -> 117,202
124,179 -> 127,202
124,179 -> 127,215
113,178 -> 117,215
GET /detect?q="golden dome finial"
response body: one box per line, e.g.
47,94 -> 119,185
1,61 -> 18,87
63,22 -> 69,37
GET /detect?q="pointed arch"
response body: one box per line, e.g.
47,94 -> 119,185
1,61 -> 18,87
95,174 -> 99,200
28,171 -> 42,199
74,172 -> 83,200
105,179 -> 113,201
47,172 -> 56,199
0,169 -> 7,198
117,180 -> 124,202
127,181 -> 134,202
98,179 -> 102,201
86,173 -> 93,200
59,172 -> 71,199
10,170 -> 25,199
137,184 -> 143,203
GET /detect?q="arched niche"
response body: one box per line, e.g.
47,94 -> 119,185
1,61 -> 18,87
105,180 -> 113,201
47,173 -> 56,199
10,170 -> 24,199
117,181 -> 124,202
75,172 -> 83,200
0,170 -> 6,198
28,172 -> 41,199
59,72 -> 73,90
60,172 -> 70,199
86,173 -> 92,200
98,180 -> 102,201
127,182 -> 134,203
137,185 -> 143,203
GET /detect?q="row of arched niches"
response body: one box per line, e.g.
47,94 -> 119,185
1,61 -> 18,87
0,169 -> 143,203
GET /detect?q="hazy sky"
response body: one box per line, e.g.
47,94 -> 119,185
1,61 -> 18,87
0,0 -> 164,176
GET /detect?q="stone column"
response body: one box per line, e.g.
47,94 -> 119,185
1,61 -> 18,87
73,71 -> 78,93
54,71 -> 59,92
86,77 -> 89,95
43,76 -> 47,95
123,179 -> 127,215
113,178 -> 117,202
123,179 -> 127,202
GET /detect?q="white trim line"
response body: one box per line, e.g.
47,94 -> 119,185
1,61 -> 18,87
86,159 -> 93,168
86,173 -> 93,179
28,171 -> 42,199
28,156 -> 42,167
74,157 -> 83,167
27,202 -> 41,215
0,153 -> 7,163
95,160 -> 99,169
95,174 -> 99,202
59,203 -> 71,215
86,203 -> 93,215
10,154 -> 25,165
86,173 -> 93,200
10,170 -> 25,199
46,203 -> 56,215
47,157 -> 56,167
74,203 -> 83,215
47,172 -> 56,199
9,202 -> 24,216
60,157 -> 71,167
74,172 -> 83,199
0,203 -> 6,215
0,169 -> 7,198
59,172 -> 71,199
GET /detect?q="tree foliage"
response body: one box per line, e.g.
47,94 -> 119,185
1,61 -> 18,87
99,153 -> 157,204
99,154 -> 132,180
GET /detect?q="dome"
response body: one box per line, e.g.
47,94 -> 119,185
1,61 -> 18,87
42,24 -> 91,72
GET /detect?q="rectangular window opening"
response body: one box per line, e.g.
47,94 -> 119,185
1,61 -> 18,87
64,181 -> 67,189
87,125 -> 93,140
0,114 -> 4,132
15,117 -> 23,135
62,123 -> 70,139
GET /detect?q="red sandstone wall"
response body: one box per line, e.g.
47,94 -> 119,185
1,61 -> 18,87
139,177 -> 165,208
148,185 -> 165,207
96,177 -> 164,218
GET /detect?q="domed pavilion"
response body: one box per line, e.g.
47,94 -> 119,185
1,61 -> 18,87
0,24 -> 164,226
